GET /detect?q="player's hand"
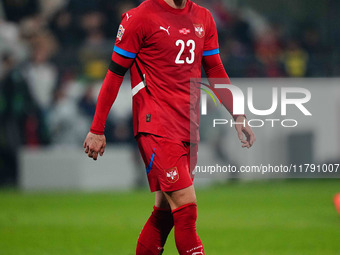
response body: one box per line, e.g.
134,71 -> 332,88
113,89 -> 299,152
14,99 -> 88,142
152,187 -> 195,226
83,132 -> 106,160
235,116 -> 255,149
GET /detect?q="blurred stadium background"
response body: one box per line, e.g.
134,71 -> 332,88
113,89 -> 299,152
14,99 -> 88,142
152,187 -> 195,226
0,0 -> 340,254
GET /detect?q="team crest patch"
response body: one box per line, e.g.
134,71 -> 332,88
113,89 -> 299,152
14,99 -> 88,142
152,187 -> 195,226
165,167 -> 179,183
117,24 -> 125,41
193,24 -> 205,38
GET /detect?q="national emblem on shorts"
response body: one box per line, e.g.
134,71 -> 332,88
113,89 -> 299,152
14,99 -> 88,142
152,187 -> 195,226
165,167 -> 179,183
193,24 -> 205,38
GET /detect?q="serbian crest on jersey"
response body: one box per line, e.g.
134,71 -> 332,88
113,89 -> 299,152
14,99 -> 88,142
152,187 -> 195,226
193,24 -> 205,38
117,24 -> 125,41
165,167 -> 179,183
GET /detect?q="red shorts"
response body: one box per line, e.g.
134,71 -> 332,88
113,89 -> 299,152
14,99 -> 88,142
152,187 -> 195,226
136,133 -> 198,192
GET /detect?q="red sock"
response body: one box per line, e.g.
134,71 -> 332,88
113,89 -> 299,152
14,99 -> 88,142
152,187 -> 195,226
172,203 -> 205,255
136,206 -> 174,255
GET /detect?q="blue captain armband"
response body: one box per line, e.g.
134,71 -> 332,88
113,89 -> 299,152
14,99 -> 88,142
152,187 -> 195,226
203,48 -> 220,56
114,46 -> 137,59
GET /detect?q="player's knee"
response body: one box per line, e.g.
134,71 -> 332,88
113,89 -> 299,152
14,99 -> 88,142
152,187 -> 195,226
165,185 -> 197,209
170,196 -> 197,210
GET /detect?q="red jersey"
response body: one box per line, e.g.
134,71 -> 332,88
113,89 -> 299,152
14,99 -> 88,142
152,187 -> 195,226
114,0 -> 219,142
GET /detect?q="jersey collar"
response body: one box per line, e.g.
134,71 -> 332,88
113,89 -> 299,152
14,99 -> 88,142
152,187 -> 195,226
155,0 -> 191,14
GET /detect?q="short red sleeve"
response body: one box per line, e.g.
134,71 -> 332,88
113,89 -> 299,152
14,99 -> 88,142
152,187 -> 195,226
114,11 -> 145,58
203,10 -> 219,56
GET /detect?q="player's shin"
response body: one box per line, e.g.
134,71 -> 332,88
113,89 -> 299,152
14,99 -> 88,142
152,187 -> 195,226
172,203 -> 205,255
136,206 -> 174,255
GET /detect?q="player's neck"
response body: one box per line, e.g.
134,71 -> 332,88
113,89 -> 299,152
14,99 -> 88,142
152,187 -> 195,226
163,0 -> 187,9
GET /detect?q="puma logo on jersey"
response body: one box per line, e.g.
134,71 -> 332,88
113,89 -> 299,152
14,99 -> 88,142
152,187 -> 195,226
160,26 -> 170,35
126,13 -> 132,21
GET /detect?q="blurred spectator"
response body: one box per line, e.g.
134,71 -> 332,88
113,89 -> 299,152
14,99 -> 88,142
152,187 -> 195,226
0,53 -> 15,80
231,11 -> 253,51
301,27 -> 328,76
0,57 -> 49,184
79,86 -> 97,118
49,8 -> 82,47
48,83 -> 89,145
283,39 -> 308,77
22,29 -> 58,112
255,26 -> 285,77
2,0 -> 40,22
78,11 -> 112,80
0,19 -> 27,72
38,0 -> 66,20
